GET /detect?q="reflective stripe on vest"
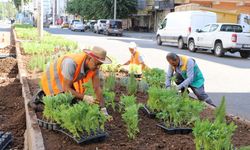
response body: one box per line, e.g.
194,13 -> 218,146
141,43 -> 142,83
178,56 -> 204,88
41,53 -> 95,96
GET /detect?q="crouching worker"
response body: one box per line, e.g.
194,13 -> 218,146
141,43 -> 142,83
165,53 -> 216,107
120,42 -> 149,75
29,46 -> 113,119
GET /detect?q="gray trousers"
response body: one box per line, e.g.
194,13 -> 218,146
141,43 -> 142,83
175,73 -> 214,105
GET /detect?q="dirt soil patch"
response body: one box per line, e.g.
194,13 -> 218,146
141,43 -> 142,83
26,74 -> 250,150
0,46 -> 26,150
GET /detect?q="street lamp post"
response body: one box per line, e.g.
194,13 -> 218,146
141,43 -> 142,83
38,0 -> 43,40
53,0 -> 56,25
114,0 -> 116,19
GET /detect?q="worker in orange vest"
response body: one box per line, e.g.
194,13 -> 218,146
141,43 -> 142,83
122,42 -> 148,72
29,46 -> 112,117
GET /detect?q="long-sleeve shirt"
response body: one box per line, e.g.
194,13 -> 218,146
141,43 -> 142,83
165,57 -> 195,90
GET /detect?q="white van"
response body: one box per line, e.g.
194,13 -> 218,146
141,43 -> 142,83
156,11 -> 217,49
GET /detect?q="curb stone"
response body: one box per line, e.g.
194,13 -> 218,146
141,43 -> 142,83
12,27 -> 45,150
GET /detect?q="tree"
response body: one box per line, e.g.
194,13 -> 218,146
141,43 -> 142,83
0,1 -> 17,19
12,0 -> 30,11
66,0 -> 137,20
66,0 -> 82,17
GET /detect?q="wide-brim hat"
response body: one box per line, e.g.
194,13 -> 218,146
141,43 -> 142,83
84,46 -> 112,64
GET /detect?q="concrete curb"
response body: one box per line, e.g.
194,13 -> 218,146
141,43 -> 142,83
12,28 -> 45,150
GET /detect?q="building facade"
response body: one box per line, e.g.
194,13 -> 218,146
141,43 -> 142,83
133,0 -> 175,32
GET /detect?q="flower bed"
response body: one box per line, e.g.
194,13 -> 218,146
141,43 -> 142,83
14,25 -> 250,150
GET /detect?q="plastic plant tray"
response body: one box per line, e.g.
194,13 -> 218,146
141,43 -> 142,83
141,105 -> 156,118
37,118 -> 108,144
55,128 -> 108,144
0,54 -> 16,59
0,131 -> 13,150
37,119 -> 59,130
157,123 -> 193,135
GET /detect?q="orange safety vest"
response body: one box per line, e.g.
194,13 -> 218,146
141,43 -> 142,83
41,53 -> 95,96
130,51 -> 141,65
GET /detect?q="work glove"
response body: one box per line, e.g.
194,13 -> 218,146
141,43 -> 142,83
117,64 -> 122,68
101,107 -> 113,121
84,95 -> 96,104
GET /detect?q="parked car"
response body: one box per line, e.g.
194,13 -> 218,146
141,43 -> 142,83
85,20 -> 97,31
69,20 -> 80,29
71,21 -> 85,32
94,19 -> 107,34
156,11 -> 216,49
188,23 -> 250,58
103,19 -> 123,36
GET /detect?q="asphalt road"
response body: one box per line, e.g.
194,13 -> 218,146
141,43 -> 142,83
40,27 -> 250,120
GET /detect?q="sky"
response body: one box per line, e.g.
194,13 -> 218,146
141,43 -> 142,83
0,0 -> 9,2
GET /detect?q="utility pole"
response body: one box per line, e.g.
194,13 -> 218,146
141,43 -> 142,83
114,0 -> 116,19
52,0 -> 55,25
21,0 -> 24,12
38,0 -> 43,40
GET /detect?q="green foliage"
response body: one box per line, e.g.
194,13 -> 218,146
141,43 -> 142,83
103,90 -> 115,111
22,42 -> 54,55
193,119 -> 237,150
83,80 -> 95,97
0,1 -> 17,18
12,0 -> 30,11
193,98 -> 237,150
147,87 -> 204,127
66,0 -> 137,19
59,101 -> 107,137
28,55 -> 51,72
120,95 -> 136,110
41,35 -> 78,50
120,95 -> 142,139
43,93 -> 74,121
43,93 -> 107,138
214,96 -> 226,123
15,25 -> 38,40
147,87 -> 177,112
127,74 -> 137,95
129,64 -> 142,74
100,57 -> 119,72
104,73 -> 116,91
121,104 -> 142,139
143,68 -> 165,88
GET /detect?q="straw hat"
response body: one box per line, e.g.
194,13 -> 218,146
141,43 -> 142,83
84,46 -> 112,64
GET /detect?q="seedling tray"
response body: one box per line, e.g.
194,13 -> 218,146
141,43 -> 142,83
141,105 -> 156,118
37,119 -> 59,130
55,128 -> 108,144
157,123 -> 192,135
0,54 -> 16,59
0,131 -> 12,150
37,118 -> 108,144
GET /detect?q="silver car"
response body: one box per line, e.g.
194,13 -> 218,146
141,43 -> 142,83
71,22 -> 85,32
103,19 -> 123,36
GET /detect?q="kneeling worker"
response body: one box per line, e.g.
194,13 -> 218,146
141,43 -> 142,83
165,52 -> 216,107
30,46 -> 112,117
